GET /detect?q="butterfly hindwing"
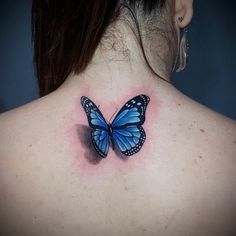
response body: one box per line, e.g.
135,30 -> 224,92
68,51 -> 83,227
92,129 -> 110,157
112,126 -> 146,156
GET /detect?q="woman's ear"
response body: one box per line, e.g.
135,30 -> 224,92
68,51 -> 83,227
173,0 -> 193,28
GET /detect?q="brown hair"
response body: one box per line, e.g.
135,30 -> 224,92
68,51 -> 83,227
32,0 -> 166,96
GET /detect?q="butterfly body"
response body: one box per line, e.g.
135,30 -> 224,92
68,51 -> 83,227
81,95 -> 150,158
107,124 -> 115,150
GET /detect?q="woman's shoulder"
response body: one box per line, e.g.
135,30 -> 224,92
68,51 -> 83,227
0,86 -> 235,167
170,86 -> 236,157
150,84 -> 236,174
0,87 -> 235,156
0,92 -> 74,162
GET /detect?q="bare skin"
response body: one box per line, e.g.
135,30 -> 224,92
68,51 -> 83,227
0,0 -> 236,235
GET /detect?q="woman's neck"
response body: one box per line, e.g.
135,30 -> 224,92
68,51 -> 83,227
60,21 -> 173,97
61,59 -> 171,99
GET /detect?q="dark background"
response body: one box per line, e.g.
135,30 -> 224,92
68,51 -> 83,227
0,0 -> 236,120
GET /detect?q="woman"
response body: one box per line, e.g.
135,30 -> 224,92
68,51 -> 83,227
0,0 -> 235,235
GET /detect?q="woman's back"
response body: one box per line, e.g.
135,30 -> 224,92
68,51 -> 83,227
1,74 -> 235,235
1,0 -> 236,235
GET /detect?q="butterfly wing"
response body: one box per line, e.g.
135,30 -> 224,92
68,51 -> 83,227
111,95 -> 150,156
81,96 -> 110,157
81,96 -> 109,130
91,129 -> 110,157
112,126 -> 146,156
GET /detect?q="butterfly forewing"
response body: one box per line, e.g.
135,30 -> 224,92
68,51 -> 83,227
112,95 -> 150,128
81,96 -> 108,130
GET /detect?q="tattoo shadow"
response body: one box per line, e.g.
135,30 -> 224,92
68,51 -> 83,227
76,124 -> 103,165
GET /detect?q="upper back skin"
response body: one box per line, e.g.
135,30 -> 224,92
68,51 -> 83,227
0,79 -> 236,236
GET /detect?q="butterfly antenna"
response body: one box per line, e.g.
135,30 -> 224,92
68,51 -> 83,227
109,107 -> 118,123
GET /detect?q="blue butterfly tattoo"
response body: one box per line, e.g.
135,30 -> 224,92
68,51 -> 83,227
80,95 -> 150,158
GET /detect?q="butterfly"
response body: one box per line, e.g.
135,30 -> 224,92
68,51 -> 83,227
80,95 -> 150,158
